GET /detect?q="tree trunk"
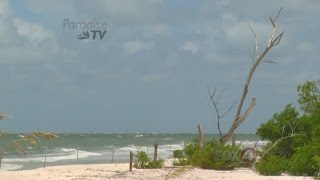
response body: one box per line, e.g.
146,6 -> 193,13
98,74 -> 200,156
198,124 -> 205,149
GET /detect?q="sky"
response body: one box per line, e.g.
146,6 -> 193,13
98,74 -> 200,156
0,0 -> 319,134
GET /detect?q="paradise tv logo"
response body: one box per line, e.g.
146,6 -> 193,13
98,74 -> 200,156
63,19 -> 107,40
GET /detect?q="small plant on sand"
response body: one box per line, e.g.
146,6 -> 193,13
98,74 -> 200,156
177,139 -> 242,170
255,155 -> 287,175
288,144 -> 320,176
191,140 -> 241,170
172,149 -> 188,166
134,151 -> 164,169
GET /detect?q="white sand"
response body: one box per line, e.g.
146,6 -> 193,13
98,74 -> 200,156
0,160 -> 314,180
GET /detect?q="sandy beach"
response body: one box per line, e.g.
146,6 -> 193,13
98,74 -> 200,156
0,160 -> 313,180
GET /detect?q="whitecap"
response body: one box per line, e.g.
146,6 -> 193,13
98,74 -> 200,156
163,138 -> 173,140
1,163 -> 23,171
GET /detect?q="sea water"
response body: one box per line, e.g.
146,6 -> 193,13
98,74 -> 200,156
0,133 -> 267,171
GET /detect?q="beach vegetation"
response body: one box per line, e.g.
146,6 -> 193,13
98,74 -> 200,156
134,151 -> 164,169
172,149 -> 188,166
1,113 -> 57,155
255,155 -> 288,175
255,80 -> 320,176
174,139 -> 242,170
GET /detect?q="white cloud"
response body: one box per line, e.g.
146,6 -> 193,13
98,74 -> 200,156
0,0 -> 12,17
0,16 -> 60,64
26,0 -> 75,17
77,0 -> 162,22
13,18 -> 56,48
0,4 -> 76,64
224,20 -> 271,47
181,42 -> 199,54
123,40 -> 154,54
222,13 -> 237,23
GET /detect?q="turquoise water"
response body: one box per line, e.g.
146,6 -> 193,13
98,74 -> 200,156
0,133 -> 263,171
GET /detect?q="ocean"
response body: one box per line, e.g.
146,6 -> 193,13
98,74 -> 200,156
0,133 -> 266,171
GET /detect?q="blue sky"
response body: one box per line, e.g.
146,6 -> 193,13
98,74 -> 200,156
0,0 -> 319,133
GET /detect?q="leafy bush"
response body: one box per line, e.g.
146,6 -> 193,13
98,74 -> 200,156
177,139 -> 241,170
172,149 -> 189,166
173,149 -> 184,159
134,151 -> 149,168
192,142 -> 241,170
288,144 -> 320,176
134,151 -> 164,169
255,155 -> 288,175
184,140 -> 198,159
147,159 -> 165,168
255,80 -> 320,176
173,158 -> 189,166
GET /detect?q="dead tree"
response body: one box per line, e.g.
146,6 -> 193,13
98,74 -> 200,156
208,88 -> 236,139
220,8 -> 285,144
197,124 -> 205,149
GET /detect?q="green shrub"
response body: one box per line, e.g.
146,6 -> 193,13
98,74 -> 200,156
184,140 -> 199,159
173,158 -> 189,166
255,155 -> 288,175
288,144 -> 320,176
147,159 -> 165,168
134,151 -> 149,168
134,151 -> 164,169
181,139 -> 241,170
173,150 -> 184,159
255,80 -> 320,176
172,149 -> 189,166
194,143 -> 240,170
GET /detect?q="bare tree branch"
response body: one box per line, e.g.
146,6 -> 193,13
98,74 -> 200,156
220,8 -> 285,144
238,98 -> 256,124
208,88 -> 236,138
287,121 -> 297,135
246,19 -> 259,59
220,101 -> 237,119
208,88 -> 223,138
255,133 -> 305,166
263,60 -> 277,64
215,88 -> 226,102
270,7 -> 283,28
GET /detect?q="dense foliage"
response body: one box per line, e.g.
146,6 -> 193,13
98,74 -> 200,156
173,139 -> 244,170
172,149 -> 188,166
134,151 -> 164,169
256,80 -> 320,176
